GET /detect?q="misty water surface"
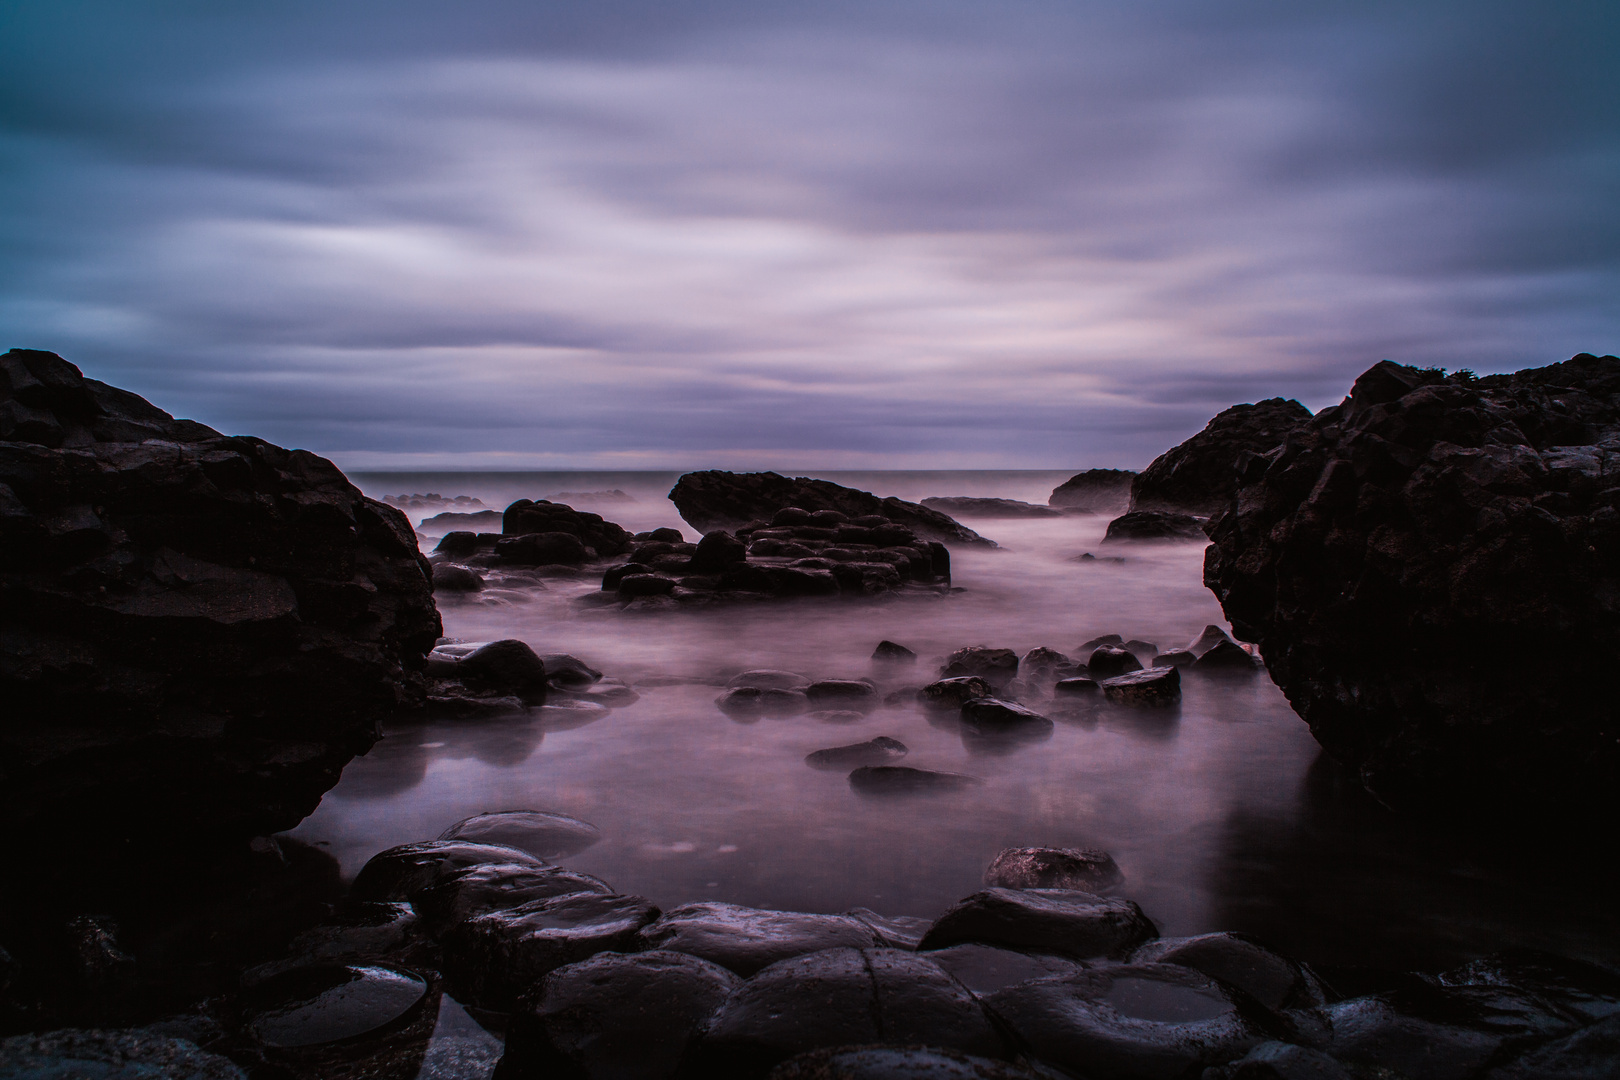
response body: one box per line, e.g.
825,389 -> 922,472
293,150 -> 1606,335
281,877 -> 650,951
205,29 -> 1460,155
288,471 -> 1619,975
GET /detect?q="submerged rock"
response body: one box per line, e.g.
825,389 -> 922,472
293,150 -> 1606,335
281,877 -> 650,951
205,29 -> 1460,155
0,349 -> 441,861
691,947 -> 1006,1076
984,848 -> 1124,893
499,950 -> 741,1080
669,471 -> 995,547
805,737 -> 909,770
636,902 -> 883,977
805,680 -> 880,710
1202,354 -> 1620,813
242,963 -> 429,1048
918,888 -> 1156,959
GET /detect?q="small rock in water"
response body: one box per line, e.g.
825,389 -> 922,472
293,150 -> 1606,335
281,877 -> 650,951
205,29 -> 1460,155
805,680 -> 880,710
940,646 -> 1021,688
1194,639 -> 1260,673
1079,634 -> 1124,651
636,902 -> 882,976
1188,624 -> 1240,656
500,950 -> 741,1080
918,677 -> 995,708
1086,645 -> 1142,678
1020,646 -> 1078,682
431,563 -> 485,592
242,963 -> 429,1048
454,640 -> 551,693
1102,510 -> 1207,542
918,888 -> 1157,958
1054,677 -> 1100,696
871,639 -> 918,663
984,848 -> 1124,893
618,573 -> 677,598
539,654 -> 603,687
728,669 -> 813,691
849,766 -> 983,795
437,810 -> 602,859
1102,666 -> 1182,708
960,698 -> 1052,728
805,737 -> 909,770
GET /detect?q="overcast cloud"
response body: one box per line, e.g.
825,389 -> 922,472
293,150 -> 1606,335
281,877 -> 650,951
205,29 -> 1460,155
2,1 -> 1616,468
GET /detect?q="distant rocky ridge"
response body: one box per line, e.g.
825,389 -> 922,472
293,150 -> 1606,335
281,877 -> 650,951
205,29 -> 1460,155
1204,354 -> 1620,814
0,349 -> 441,864
921,496 -> 1061,519
669,471 -> 994,547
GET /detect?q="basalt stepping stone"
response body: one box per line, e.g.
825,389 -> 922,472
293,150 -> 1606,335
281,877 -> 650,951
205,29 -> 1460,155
410,862 -> 613,930
242,963 -> 430,1049
918,888 -> 1156,959
692,947 -> 1006,1076
438,810 -> 602,859
500,950 -> 742,1080
636,902 -> 882,977
924,943 -> 1086,996
1132,932 -> 1325,1013
350,841 -> 549,903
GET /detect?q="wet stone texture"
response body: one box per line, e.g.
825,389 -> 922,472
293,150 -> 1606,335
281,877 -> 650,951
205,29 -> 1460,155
917,888 -> 1158,959
437,811 -> 602,860
499,950 -> 741,1080
350,840 -> 551,903
240,963 -> 429,1049
691,947 -> 1006,1078
635,903 -> 883,977
983,848 -> 1124,893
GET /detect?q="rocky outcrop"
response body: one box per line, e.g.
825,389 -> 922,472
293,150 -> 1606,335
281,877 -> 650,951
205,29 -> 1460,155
668,471 -> 994,546
1203,355 -> 1620,813
1048,469 -> 1136,512
920,496 -> 1062,519
1132,398 -> 1313,515
0,349 -> 441,863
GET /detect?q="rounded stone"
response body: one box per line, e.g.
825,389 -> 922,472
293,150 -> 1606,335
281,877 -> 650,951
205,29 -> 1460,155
984,848 -> 1124,893
438,810 -> 602,859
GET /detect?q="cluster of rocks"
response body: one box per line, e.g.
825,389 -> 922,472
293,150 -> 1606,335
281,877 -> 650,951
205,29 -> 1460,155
0,350 -> 442,866
29,832 -> 1615,1080
415,637 -> 637,720
382,492 -> 486,511
418,500 -> 640,596
668,471 -> 994,547
580,509 -> 956,611
1203,354 -> 1620,814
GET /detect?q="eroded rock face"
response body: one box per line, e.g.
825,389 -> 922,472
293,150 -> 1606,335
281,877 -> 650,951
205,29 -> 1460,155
1049,469 -> 1137,512
1202,355 -> 1620,813
1132,398 -> 1313,515
0,349 -> 441,864
668,471 -> 994,547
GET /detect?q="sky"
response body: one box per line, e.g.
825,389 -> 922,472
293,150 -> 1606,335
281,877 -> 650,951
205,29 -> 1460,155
3,1 -> 1617,471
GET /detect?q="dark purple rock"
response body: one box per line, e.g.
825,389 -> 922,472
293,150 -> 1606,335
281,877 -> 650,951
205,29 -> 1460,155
984,848 -> 1124,893
453,639 -> 550,693
805,737 -> 909,770
918,889 -> 1156,959
917,677 -> 995,708
940,646 -> 1020,688
1049,469 -> 1137,512
669,471 -> 994,547
920,496 -> 1062,519
0,349 -> 441,861
501,499 -> 632,556
410,862 -> 612,929
499,949 -> 741,1080
1202,355 -> 1620,813
0,1028 -> 247,1079
617,573 -> 678,598
768,1045 -> 1043,1080
1132,933 -> 1326,1013
1103,510 -> 1208,543
924,943 -> 1085,996
1053,677 -> 1100,696
1086,645 -> 1142,678
871,640 -> 918,663
692,947 -> 1006,1076
350,840 -> 551,902
689,529 -> 748,573
805,680 -> 880,710
431,563 -> 485,592
1193,639 -> 1260,672
635,903 -> 883,977
1101,666 -> 1182,708
495,531 -> 593,566
1132,397 -> 1313,515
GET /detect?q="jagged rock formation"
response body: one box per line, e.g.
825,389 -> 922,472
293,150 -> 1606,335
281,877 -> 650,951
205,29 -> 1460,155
1204,355 -> 1620,813
0,349 -> 441,861
668,471 -> 993,546
1048,469 -> 1135,512
1132,399 -> 1313,515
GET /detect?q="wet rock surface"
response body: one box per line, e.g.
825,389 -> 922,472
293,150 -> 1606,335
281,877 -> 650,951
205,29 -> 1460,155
0,349 -> 442,864
917,677 -> 995,708
805,736 -> 909,770
923,942 -> 1085,995
940,646 -> 1020,687
1103,510 -> 1208,542
1131,933 -> 1324,1013
350,840 -> 551,903
668,470 -> 993,546
1202,354 -> 1620,812
0,1028 -> 248,1079
918,888 -> 1157,958
437,811 -> 601,860
240,963 -> 429,1048
691,947 -> 1006,1077
500,949 -> 741,1080
983,848 -> 1123,893
636,903 -> 884,977
1100,666 -> 1182,708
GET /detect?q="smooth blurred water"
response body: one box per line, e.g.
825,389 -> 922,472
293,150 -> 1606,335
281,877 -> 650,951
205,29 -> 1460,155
288,470 -> 1619,976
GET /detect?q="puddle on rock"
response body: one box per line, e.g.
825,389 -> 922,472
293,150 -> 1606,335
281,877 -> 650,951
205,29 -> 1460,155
246,964 -> 429,1048
1105,975 -> 1231,1023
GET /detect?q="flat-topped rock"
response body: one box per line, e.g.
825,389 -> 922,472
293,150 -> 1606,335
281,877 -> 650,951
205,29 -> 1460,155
984,848 -> 1124,893
918,888 -> 1156,959
1101,666 -> 1182,708
805,737 -> 909,770
636,902 -> 884,976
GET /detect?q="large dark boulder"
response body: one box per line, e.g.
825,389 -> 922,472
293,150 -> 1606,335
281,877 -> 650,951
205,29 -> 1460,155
1049,468 -> 1136,512
668,471 -> 994,547
501,499 -> 632,556
1203,355 -> 1620,814
0,349 -> 441,866
1133,398 -> 1312,515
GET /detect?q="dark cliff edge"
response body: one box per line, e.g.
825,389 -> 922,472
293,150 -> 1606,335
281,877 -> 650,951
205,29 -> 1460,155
1203,354 -> 1620,815
0,349 -> 442,874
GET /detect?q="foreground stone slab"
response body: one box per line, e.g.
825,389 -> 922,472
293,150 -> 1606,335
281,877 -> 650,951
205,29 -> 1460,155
0,1029 -> 246,1080
692,947 -> 1006,1077
984,848 -> 1123,893
499,950 -> 742,1080
917,888 -> 1156,959
924,942 -> 1085,995
636,902 -> 884,976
